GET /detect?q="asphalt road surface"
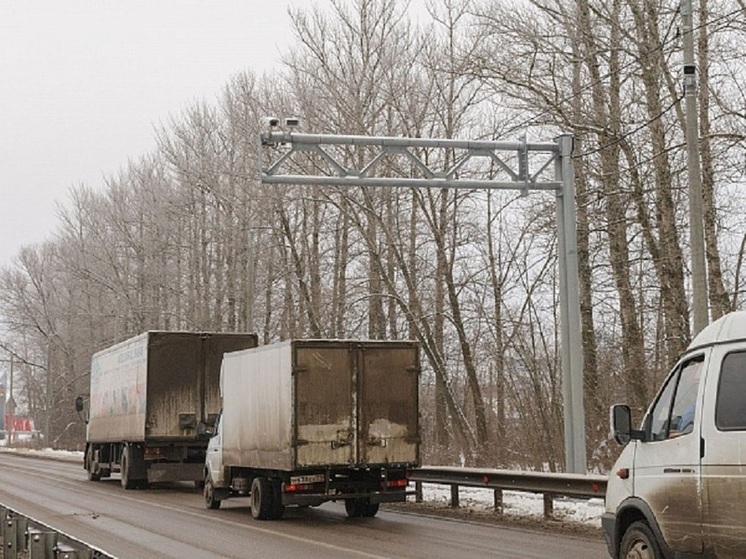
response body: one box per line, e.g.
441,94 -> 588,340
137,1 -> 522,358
0,453 -> 607,558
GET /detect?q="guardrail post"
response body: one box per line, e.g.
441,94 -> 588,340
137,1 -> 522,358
543,493 -> 554,518
29,530 -> 57,559
16,515 -> 28,551
450,484 -> 459,508
3,516 -> 19,559
493,489 -> 503,514
415,481 -> 423,503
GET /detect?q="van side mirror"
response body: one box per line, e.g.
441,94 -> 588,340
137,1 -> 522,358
611,404 -> 644,445
612,405 -> 632,445
75,396 -> 85,413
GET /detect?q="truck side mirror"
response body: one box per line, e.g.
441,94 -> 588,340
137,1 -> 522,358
612,404 -> 633,445
196,421 -> 214,438
75,396 -> 85,413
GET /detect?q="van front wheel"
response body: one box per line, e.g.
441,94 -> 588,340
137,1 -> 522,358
620,521 -> 662,559
204,478 -> 221,510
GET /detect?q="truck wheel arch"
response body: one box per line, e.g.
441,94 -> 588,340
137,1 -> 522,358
615,498 -> 673,559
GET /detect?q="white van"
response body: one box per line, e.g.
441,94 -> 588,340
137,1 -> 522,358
603,311 -> 746,559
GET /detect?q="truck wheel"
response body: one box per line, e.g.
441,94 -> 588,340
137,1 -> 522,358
251,477 -> 274,520
204,478 -> 221,510
269,479 -> 285,520
345,498 -> 365,518
361,502 -> 379,518
120,447 -> 137,490
620,521 -> 662,559
86,447 -> 101,481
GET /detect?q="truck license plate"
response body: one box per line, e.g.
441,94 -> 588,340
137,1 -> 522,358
291,474 -> 325,485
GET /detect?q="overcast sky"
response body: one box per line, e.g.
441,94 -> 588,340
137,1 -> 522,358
0,0 -> 315,269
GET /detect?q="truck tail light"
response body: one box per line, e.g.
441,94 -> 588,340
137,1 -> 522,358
145,447 -> 162,457
283,483 -> 314,493
382,478 -> 409,489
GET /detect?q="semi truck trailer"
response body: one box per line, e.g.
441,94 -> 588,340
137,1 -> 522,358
77,331 -> 258,489
204,339 -> 420,519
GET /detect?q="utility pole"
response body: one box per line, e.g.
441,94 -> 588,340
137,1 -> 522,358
682,0 -> 708,334
246,225 -> 256,333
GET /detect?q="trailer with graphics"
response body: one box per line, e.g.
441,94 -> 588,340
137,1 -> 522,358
77,331 -> 258,488
204,339 -> 420,519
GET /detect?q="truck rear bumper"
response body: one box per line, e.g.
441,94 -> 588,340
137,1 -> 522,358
284,490 -> 414,507
147,462 -> 203,484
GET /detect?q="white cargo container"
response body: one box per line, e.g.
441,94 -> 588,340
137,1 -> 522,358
77,331 -> 257,488
204,339 -> 420,519
603,311 -> 746,559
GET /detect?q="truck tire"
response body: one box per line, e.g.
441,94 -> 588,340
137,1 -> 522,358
86,447 -> 101,482
619,521 -> 662,559
204,478 -> 221,510
361,502 -> 379,518
251,477 -> 277,520
345,498 -> 379,518
121,446 -> 138,490
270,478 -> 285,520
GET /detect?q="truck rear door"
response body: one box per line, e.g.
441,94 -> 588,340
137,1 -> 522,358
700,345 -> 746,559
293,341 -> 419,468
359,344 -> 419,465
295,344 -> 356,467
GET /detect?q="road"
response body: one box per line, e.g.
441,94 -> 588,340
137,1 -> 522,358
0,453 -> 607,559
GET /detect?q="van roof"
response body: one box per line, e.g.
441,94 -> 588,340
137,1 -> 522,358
688,311 -> 746,350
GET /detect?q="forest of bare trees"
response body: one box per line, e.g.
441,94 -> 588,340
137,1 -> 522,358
1,0 -> 745,473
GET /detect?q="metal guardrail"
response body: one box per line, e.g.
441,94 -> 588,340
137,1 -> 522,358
1,503 -> 116,559
409,466 -> 607,519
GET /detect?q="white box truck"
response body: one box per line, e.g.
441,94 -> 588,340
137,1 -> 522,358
603,311 -> 746,559
204,339 -> 420,520
77,331 -> 258,488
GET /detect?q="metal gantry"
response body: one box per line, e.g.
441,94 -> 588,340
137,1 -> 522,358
259,129 -> 587,473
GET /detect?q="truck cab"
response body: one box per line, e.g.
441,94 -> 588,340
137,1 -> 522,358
603,311 -> 746,559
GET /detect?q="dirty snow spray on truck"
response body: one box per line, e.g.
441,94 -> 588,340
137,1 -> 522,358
204,339 -> 421,519
78,331 -> 258,488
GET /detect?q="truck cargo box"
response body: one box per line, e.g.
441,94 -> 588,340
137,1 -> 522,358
87,331 -> 258,444
219,339 -> 420,471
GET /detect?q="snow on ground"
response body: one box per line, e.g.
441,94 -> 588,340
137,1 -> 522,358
0,447 -> 605,528
418,483 -> 604,527
0,446 -> 83,462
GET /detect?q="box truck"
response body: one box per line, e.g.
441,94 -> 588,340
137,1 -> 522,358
204,339 -> 420,519
76,331 -> 258,489
603,311 -> 746,559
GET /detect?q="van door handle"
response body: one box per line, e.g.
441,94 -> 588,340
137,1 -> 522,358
700,437 -> 705,458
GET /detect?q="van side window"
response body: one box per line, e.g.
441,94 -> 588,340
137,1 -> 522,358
716,351 -> 746,431
668,359 -> 703,437
648,357 -> 704,441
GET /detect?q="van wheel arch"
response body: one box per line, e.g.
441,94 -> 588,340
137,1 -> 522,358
615,499 -> 672,559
